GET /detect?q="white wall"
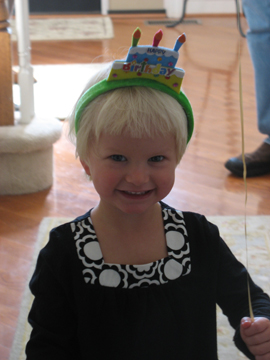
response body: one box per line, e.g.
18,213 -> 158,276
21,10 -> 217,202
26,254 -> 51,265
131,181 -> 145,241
109,0 -> 163,11
102,0 -> 240,15
170,0 -> 239,16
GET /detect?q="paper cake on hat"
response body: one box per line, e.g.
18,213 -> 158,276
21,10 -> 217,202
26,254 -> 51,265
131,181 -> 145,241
107,27 -> 186,94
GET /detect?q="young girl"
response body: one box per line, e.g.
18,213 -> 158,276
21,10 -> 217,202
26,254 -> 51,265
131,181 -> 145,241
26,29 -> 270,360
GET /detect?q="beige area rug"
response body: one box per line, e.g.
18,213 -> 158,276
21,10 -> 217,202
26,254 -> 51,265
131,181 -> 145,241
10,16 -> 114,41
9,216 -> 270,360
13,63 -> 107,120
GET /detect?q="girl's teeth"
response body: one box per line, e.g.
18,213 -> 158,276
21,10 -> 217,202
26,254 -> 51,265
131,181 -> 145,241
126,191 -> 147,195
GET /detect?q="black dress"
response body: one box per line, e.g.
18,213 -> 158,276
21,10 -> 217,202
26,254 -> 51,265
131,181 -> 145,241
26,202 -> 270,359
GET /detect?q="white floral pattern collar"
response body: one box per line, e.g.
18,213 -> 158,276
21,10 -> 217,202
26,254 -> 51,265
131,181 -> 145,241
71,205 -> 191,288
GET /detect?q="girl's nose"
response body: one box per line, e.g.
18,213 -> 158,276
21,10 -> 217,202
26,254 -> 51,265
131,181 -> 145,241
125,165 -> 149,186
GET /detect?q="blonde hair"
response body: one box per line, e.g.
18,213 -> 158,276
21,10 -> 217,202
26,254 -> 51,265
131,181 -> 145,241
68,63 -> 188,164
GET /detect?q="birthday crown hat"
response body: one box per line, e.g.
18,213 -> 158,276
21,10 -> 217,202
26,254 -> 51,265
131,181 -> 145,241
107,27 -> 186,94
75,27 -> 194,143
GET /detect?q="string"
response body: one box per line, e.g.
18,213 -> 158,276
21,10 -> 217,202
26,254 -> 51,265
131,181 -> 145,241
238,41 -> 254,321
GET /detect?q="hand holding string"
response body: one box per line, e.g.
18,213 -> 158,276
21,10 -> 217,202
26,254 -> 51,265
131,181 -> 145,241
240,317 -> 270,359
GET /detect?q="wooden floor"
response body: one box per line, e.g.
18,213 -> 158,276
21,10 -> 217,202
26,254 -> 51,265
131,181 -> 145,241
1,14 -> 270,359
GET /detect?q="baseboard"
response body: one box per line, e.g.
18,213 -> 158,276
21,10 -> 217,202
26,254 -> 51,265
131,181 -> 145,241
29,11 -> 101,15
108,9 -> 166,14
145,18 -> 201,26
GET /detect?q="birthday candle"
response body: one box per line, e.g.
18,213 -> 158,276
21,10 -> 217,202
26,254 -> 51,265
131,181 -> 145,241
152,29 -> 163,47
173,33 -> 186,51
132,28 -> 141,47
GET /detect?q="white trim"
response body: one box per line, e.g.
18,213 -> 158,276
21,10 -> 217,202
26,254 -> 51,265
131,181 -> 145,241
101,0 -> 109,15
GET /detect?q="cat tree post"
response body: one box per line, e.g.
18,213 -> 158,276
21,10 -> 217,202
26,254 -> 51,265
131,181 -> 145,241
0,0 -> 14,126
14,0 -> 34,123
0,0 -> 62,195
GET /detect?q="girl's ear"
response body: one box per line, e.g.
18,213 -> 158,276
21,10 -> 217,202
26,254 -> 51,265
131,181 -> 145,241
80,159 -> 91,176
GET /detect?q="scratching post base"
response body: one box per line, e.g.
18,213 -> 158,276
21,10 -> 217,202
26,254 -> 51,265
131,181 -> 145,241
0,117 -> 62,195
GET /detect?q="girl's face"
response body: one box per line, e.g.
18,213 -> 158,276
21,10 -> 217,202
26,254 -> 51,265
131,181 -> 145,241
80,132 -> 178,216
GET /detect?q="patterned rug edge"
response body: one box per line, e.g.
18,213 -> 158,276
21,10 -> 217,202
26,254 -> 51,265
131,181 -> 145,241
10,16 -> 114,41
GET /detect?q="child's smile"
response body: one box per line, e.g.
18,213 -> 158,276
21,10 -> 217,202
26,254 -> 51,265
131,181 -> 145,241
81,132 -> 178,216
117,189 -> 154,201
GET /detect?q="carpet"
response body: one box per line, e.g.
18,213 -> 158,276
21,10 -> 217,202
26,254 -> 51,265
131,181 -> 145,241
10,16 -> 114,41
9,216 -> 270,360
13,63 -> 107,120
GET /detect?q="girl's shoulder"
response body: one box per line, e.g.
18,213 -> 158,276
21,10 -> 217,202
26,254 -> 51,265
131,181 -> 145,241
50,209 -> 93,237
36,210 -> 94,279
160,201 -> 218,229
41,209 -> 93,258
160,201 -> 221,244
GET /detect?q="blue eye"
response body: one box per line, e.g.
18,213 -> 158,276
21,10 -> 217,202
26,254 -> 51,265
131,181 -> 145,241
110,155 -> 126,162
149,155 -> 164,162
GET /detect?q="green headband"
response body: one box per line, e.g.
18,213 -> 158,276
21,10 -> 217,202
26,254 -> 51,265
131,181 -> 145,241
75,78 -> 194,143
75,28 -> 194,143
